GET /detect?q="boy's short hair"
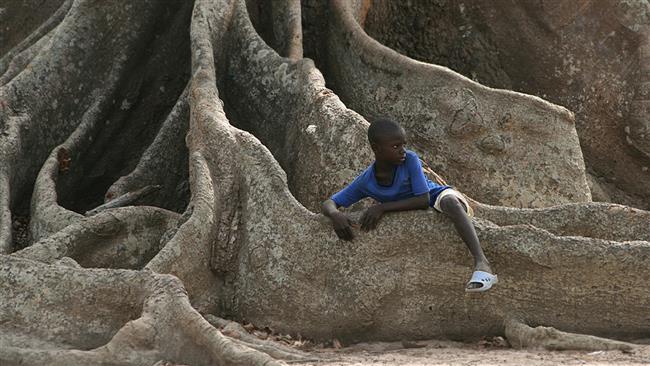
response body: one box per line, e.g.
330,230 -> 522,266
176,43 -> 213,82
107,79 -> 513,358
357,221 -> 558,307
368,118 -> 403,144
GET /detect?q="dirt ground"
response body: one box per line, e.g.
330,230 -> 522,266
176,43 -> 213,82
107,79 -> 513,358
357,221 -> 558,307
292,339 -> 650,366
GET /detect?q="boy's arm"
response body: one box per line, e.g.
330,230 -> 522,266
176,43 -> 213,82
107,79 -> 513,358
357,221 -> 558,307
322,199 -> 354,241
360,192 -> 429,231
375,192 -> 430,212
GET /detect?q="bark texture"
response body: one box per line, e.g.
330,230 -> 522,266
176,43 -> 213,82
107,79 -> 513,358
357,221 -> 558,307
1,0 -> 649,365
363,0 -> 650,208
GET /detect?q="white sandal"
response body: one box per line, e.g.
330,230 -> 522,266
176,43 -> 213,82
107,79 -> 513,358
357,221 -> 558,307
465,271 -> 498,293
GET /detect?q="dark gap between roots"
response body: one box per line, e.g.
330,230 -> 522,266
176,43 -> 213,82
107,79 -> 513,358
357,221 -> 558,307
56,1 -> 193,215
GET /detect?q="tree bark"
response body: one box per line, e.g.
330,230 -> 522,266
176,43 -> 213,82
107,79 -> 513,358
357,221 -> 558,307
1,0 -> 649,364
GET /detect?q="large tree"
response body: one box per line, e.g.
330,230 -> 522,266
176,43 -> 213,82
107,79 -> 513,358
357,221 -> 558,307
1,0 -> 649,365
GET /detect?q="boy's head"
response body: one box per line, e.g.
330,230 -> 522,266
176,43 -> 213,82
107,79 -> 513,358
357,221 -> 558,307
368,118 -> 407,165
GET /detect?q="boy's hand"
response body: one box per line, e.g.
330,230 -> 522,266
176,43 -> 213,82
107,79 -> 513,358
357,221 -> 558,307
360,205 -> 384,231
331,211 -> 354,241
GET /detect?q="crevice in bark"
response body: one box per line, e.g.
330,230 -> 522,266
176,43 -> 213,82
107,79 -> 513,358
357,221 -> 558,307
105,84 -> 191,214
246,0 -> 303,59
10,214 -> 29,252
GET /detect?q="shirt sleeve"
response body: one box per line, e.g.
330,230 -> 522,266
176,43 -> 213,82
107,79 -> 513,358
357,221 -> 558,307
406,151 -> 430,196
331,175 -> 367,208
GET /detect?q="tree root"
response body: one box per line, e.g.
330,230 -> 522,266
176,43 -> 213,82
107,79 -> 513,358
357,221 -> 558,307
0,256 -> 283,366
270,0 -> 303,59
220,0 -> 373,211
0,174 -> 11,253
323,0 -> 591,208
475,201 -> 650,242
0,31 -> 54,86
86,185 -> 161,216
110,274 -> 284,366
163,0 -> 650,345
205,315 -> 313,361
0,0 -> 72,80
3,0 -> 650,362
0,0 -> 182,252
141,0 -> 237,314
29,98 -> 109,242
15,206 -> 180,270
505,318 -> 634,352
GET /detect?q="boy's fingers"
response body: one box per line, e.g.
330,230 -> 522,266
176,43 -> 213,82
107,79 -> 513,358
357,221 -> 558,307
336,226 -> 353,240
341,227 -> 352,240
369,216 -> 377,230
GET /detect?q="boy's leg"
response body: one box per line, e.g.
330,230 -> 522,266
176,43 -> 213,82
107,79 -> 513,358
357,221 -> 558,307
438,194 -> 493,288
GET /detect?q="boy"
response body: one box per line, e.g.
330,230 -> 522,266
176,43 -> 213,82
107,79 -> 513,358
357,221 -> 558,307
322,118 -> 497,292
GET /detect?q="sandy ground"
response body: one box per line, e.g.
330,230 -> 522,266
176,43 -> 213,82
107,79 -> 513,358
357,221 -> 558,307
290,339 -> 650,366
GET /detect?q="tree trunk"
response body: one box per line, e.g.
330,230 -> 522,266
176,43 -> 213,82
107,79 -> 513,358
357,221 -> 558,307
1,0 -> 649,365
361,0 -> 650,209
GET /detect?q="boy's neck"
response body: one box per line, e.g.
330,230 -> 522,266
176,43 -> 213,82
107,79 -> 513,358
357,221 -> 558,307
374,159 -> 394,173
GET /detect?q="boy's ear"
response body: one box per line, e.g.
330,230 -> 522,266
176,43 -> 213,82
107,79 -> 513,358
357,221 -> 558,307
369,142 -> 379,152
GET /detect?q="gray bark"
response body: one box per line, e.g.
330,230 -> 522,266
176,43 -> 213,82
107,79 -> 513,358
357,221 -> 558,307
361,0 -> 650,209
1,0 -> 649,364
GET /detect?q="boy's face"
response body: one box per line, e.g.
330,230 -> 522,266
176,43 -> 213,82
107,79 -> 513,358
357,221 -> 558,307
371,128 -> 407,165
